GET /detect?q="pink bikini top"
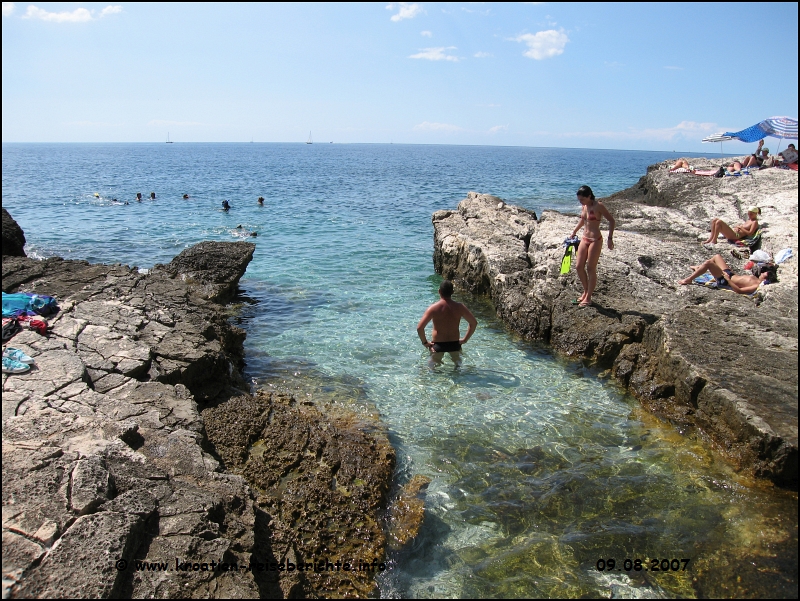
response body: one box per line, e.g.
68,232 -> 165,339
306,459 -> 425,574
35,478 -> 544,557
586,203 -> 600,221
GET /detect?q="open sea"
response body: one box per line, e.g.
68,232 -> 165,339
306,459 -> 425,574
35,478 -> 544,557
2,143 -> 797,599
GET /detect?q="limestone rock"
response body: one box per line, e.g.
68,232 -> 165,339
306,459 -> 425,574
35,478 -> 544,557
2,235 -> 396,598
431,165 -> 798,486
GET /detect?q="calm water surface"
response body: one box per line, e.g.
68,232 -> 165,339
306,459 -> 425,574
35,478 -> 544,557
3,143 -> 796,598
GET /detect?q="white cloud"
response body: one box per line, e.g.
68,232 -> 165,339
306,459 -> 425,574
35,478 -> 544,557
515,29 -> 569,60
2,2 -> 15,17
552,121 -> 719,142
420,30 -> 432,37
414,121 -> 463,132
474,51 -> 492,58
664,65 -> 683,70
24,4 -> 121,22
409,47 -> 459,62
488,125 -> 508,133
388,2 -> 423,22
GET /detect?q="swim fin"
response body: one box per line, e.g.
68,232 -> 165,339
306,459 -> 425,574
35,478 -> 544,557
560,245 -> 574,274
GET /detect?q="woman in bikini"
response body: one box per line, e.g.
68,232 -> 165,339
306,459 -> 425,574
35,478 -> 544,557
570,185 -> 615,307
702,206 -> 760,244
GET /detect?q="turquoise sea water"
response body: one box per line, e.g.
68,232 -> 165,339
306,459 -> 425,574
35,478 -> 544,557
3,143 -> 796,598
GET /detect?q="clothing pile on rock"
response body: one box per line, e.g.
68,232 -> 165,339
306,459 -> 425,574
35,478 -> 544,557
1,292 -> 58,373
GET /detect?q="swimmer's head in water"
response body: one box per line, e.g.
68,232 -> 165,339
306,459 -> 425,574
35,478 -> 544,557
439,280 -> 454,298
576,185 -> 595,201
150,192 -> 156,199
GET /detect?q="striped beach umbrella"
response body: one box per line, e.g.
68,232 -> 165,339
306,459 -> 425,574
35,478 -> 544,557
702,133 -> 735,143
722,116 -> 798,143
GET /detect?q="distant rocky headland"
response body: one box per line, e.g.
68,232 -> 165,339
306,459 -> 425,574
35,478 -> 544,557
1,209 -> 396,598
432,160 -> 798,487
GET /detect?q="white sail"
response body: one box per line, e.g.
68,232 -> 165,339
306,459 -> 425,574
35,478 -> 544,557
307,131 -> 313,144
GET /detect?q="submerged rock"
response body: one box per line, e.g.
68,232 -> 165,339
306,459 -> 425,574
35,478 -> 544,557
431,162 -> 798,487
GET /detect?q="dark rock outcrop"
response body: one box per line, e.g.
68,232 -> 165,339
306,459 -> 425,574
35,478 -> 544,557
432,162 -> 798,486
153,241 -> 256,304
2,208 -> 26,257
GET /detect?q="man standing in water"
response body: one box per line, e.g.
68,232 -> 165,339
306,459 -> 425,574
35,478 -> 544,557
417,280 -> 478,368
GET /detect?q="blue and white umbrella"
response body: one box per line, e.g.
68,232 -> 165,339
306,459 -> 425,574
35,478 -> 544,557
722,116 -> 797,143
703,116 -> 797,154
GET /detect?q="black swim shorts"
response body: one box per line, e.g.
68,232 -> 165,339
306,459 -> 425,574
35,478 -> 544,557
717,269 -> 733,286
432,341 -> 462,353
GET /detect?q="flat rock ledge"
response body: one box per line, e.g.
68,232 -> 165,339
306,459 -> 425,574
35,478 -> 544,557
432,161 -> 797,487
2,235 -> 395,598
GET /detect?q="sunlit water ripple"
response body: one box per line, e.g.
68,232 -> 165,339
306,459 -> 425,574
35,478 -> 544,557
3,143 -> 796,598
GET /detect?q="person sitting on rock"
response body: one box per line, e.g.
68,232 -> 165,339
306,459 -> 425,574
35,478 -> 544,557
702,206 -> 760,244
678,254 -> 777,292
777,143 -> 798,165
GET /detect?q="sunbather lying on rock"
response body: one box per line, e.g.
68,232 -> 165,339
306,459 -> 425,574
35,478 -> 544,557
670,158 -> 694,172
702,206 -> 760,244
678,254 -> 777,293
726,140 -> 767,173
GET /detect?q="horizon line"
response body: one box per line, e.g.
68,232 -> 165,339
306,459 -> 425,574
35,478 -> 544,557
1,141 -> 737,155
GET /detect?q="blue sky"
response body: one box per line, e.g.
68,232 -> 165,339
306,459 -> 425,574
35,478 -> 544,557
2,2 -> 798,151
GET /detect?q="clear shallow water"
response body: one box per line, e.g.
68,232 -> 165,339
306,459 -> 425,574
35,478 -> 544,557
3,143 -> 796,598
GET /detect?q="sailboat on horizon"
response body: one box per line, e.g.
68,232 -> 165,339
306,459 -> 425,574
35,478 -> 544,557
306,131 -> 313,145
166,132 -> 173,144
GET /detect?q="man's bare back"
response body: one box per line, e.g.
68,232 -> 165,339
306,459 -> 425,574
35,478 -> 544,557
417,280 -> 477,367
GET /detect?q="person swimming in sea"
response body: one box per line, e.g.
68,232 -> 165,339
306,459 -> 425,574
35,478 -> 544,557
234,225 -> 258,237
150,192 -> 156,200
258,196 -> 264,205
183,194 -> 190,199
136,192 -> 142,202
222,199 -> 231,211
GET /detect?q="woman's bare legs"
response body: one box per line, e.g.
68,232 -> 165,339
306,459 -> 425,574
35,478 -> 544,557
679,254 -> 729,285
575,237 -> 603,305
703,218 -> 739,243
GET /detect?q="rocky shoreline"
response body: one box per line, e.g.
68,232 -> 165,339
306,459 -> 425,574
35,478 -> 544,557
2,210 -> 396,598
432,160 -> 798,487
